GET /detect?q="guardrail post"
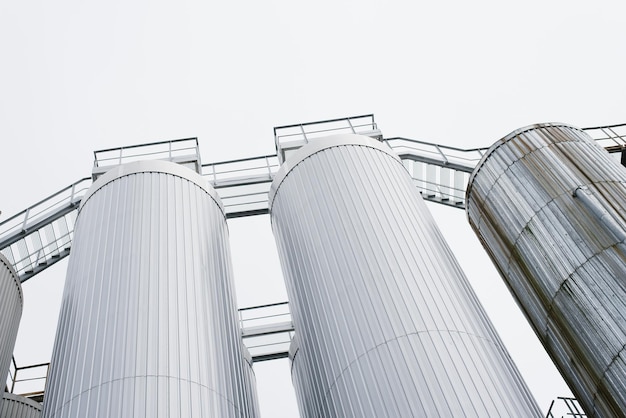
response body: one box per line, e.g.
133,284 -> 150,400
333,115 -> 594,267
435,145 -> 449,164
265,157 -> 272,176
10,356 -> 17,393
347,118 -> 355,134
21,208 -> 30,232
300,124 -> 308,144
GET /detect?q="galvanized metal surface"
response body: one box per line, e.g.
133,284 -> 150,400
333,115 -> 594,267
1,392 -> 42,418
270,134 -> 541,417
0,253 -> 22,413
42,160 -> 258,418
467,123 -> 626,418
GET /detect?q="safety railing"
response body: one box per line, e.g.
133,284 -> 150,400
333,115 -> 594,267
4,226 -> 75,282
4,302 -> 295,402
384,137 -> 487,172
384,138 -> 483,208
3,121 -> 626,281
0,178 -> 89,249
583,123 -> 626,152
202,155 -> 280,218
274,114 -> 382,163
93,137 -> 201,178
7,357 -> 50,403
545,396 -> 586,418
239,301 -> 294,362
0,178 -> 89,282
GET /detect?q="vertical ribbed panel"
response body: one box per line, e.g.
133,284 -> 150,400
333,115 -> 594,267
467,124 -> 626,418
241,346 -> 260,417
2,393 -> 42,418
0,253 -> 22,412
270,134 -> 540,417
42,161 -> 258,418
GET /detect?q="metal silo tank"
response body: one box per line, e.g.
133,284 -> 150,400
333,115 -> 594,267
466,123 -> 626,418
270,134 -> 541,417
0,253 -> 22,412
42,160 -> 258,418
2,392 -> 43,418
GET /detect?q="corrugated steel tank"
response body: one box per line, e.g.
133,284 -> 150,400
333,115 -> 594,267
466,123 -> 626,417
2,392 -> 43,418
270,134 -> 541,417
0,253 -> 22,413
42,160 -> 258,417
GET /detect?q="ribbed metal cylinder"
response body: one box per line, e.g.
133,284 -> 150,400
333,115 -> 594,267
42,160 -> 258,417
2,392 -> 43,418
0,253 -> 22,408
466,123 -> 626,418
270,134 -> 541,417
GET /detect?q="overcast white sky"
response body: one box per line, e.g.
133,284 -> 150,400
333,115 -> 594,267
2,1 -> 626,416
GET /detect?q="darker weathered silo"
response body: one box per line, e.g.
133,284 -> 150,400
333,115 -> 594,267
467,123 -> 626,417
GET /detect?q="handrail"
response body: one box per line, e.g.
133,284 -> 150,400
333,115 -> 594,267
6,302 -> 294,397
201,154 -> 279,187
2,122 -> 626,281
93,138 -> 200,174
0,178 -> 90,248
8,356 -> 50,396
93,137 -> 198,157
582,123 -> 626,152
544,396 -> 586,418
274,114 -> 379,162
385,137 -> 484,173
239,301 -> 289,311
273,113 -> 375,132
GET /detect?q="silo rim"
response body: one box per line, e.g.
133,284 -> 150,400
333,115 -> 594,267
0,252 -> 22,303
2,392 -> 43,411
268,134 -> 401,210
465,122 -> 583,212
79,159 -> 225,217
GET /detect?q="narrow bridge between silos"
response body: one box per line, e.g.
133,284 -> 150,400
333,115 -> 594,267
1,115 -> 625,364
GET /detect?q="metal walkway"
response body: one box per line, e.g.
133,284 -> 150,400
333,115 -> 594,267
8,301 -> 295,399
2,119 -> 625,285
3,117 -> 625,410
1,116 -> 625,363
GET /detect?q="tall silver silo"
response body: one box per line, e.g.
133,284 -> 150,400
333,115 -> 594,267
270,134 -> 541,417
0,253 -> 22,409
466,123 -> 626,418
42,160 -> 258,418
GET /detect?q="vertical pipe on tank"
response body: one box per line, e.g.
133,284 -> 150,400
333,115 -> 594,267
270,134 -> 541,417
0,253 -> 22,411
466,123 -> 626,417
42,160 -> 258,417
